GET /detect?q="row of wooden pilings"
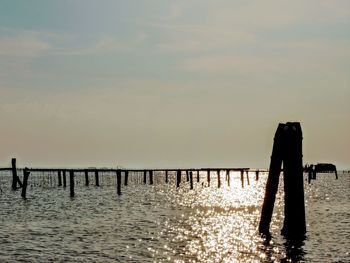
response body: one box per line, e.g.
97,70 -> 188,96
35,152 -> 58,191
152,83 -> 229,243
5,158 -> 263,199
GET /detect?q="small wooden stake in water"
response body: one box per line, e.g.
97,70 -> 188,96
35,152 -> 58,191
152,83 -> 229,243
85,170 -> 89,186
240,170 -> 244,188
246,171 -> 250,186
69,171 -> 74,197
63,170 -> 67,187
117,170 -> 121,195
95,170 -> 99,186
11,158 -> 22,190
256,170 -> 259,181
207,170 -> 211,187
150,170 -> 154,185
58,170 -> 62,186
227,170 -> 230,187
197,171 -> 200,183
21,168 -> 30,199
143,171 -> 147,184
190,171 -> 193,190
176,170 -> 181,188
217,169 -> 221,188
124,170 -> 129,186
165,170 -> 168,183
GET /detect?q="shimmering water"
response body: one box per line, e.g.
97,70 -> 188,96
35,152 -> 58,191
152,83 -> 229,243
0,171 -> 349,262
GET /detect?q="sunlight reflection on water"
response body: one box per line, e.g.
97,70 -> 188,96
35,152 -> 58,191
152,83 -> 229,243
0,171 -> 349,262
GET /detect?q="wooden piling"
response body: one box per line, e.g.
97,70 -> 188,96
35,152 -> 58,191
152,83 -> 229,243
58,170 -> 62,186
143,170 -> 147,184
227,170 -> 230,187
176,170 -> 181,188
240,170 -> 244,188
95,170 -> 99,186
190,171 -> 193,190
217,169 -> 221,188
11,158 -> 22,190
207,170 -> 211,187
197,171 -> 200,182
63,170 -> 67,187
21,168 -> 30,199
256,170 -> 259,181
85,170 -> 89,186
124,170 -> 129,186
186,170 -> 189,182
69,170 -> 74,197
165,170 -> 168,183
259,122 -> 306,239
246,171 -> 250,186
281,122 -> 306,238
117,170 -> 121,195
150,170 -> 153,185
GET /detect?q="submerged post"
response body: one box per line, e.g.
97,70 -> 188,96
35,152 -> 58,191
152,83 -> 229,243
207,170 -> 211,187
21,168 -> 30,199
256,170 -> 259,181
186,170 -> 189,182
246,171 -> 250,186
150,170 -> 153,185
190,171 -> 193,190
217,169 -> 221,188
117,170 -> 121,195
69,170 -> 74,197
176,170 -> 181,188
143,171 -> 147,184
95,170 -> 99,186
58,170 -> 62,186
227,170 -> 230,187
259,122 -> 306,239
240,170 -> 244,188
197,171 -> 200,182
11,158 -> 22,190
85,170 -> 89,186
124,170 -> 129,186
165,170 -> 168,183
63,170 -> 67,187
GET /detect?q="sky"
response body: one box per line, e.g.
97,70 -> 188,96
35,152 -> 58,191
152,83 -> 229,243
0,0 -> 349,169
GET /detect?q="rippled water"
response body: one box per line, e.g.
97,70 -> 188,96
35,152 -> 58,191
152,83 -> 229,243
0,171 -> 349,262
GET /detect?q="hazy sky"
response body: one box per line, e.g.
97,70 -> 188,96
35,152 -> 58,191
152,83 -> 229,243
0,1 -> 349,169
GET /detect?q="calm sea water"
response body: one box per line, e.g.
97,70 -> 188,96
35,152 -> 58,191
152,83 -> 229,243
0,171 -> 349,262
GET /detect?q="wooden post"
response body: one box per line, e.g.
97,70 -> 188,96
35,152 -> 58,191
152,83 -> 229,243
186,170 -> 189,182
11,158 -> 22,190
95,170 -> 99,186
85,170 -> 89,186
207,170 -> 211,187
150,170 -> 153,185
21,168 -> 30,199
165,170 -> 168,183
143,170 -> 147,184
227,170 -> 230,187
197,171 -> 200,182
124,170 -> 129,186
240,170 -> 244,188
58,170 -> 62,186
246,171 -> 250,185
190,171 -> 193,190
63,170 -> 67,187
217,169 -> 221,188
69,170 -> 74,197
117,170 -> 121,195
176,170 -> 181,188
281,122 -> 306,238
256,170 -> 259,181
259,122 -> 306,239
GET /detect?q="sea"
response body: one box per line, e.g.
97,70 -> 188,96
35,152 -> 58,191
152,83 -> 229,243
0,170 -> 349,262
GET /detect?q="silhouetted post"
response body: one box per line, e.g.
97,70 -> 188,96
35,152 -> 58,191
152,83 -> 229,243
63,170 -> 67,187
240,170 -> 244,188
176,170 -> 181,188
150,170 -> 153,185
117,170 -> 121,195
58,170 -> 62,186
256,170 -> 259,181
190,171 -> 193,190
281,122 -> 306,238
197,171 -> 200,182
69,171 -> 74,197
259,122 -> 306,239
11,158 -> 22,190
21,168 -> 30,199
95,170 -> 99,186
217,169 -> 221,188
335,170 -> 338,180
165,170 -> 168,183
207,170 -> 211,187
246,171 -> 250,186
124,170 -> 129,186
143,171 -> 147,184
85,170 -> 89,186
227,170 -> 230,187
186,170 -> 189,182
